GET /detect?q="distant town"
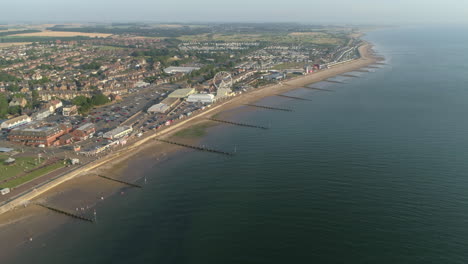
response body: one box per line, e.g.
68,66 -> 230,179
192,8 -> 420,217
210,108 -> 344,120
0,23 -> 362,200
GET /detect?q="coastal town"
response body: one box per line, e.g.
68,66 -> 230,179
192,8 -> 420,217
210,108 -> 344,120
0,23 -> 365,208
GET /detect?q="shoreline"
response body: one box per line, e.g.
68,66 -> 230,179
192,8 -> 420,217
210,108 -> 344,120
0,42 -> 379,258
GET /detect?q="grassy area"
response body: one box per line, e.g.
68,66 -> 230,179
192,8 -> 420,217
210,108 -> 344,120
273,62 -> 306,70
172,122 -> 216,139
1,160 -> 66,189
0,154 -> 39,182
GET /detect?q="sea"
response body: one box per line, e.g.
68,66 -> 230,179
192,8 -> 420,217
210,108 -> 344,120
9,26 -> 468,263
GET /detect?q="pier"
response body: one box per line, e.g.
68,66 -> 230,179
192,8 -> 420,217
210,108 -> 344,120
156,139 -> 234,156
244,104 -> 293,112
275,94 -> 312,101
97,174 -> 142,188
208,118 -> 269,130
36,203 -> 94,223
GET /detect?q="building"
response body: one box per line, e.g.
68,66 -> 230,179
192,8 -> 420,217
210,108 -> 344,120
148,103 -> 171,114
32,109 -> 52,120
8,123 -> 72,147
216,88 -> 234,100
0,115 -> 32,130
49,100 -> 63,110
59,134 -> 73,145
102,126 -> 133,140
168,88 -> 196,99
71,123 -> 96,141
263,72 -> 285,81
187,93 -> 215,104
9,98 -> 27,108
63,105 -> 78,116
163,66 -> 200,74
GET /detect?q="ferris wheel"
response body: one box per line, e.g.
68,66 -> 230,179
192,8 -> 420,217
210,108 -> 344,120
213,71 -> 233,91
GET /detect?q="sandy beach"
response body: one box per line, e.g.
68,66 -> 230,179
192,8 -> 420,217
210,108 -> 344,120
0,43 -> 379,259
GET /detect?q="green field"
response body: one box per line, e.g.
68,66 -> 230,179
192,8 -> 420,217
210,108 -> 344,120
0,155 -> 38,182
273,62 -> 307,70
0,154 -> 66,189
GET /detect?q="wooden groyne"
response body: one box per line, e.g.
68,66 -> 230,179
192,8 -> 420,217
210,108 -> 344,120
244,104 -> 293,112
97,174 -> 142,188
36,203 -> 94,223
208,118 -> 269,130
354,69 -> 371,73
341,74 -> 360,78
324,79 -> 345,84
156,139 -> 234,156
275,94 -> 312,101
302,87 -> 334,92
366,65 -> 382,69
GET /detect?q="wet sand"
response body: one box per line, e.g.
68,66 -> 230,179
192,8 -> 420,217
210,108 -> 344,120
0,43 -> 379,259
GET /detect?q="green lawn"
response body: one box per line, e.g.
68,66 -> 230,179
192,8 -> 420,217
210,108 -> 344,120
0,155 -> 39,182
0,160 -> 66,189
273,62 -> 306,70
0,154 -> 67,189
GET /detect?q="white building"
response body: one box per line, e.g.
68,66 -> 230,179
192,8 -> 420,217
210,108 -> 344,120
0,115 -> 32,130
103,126 -> 133,140
148,103 -> 171,114
187,94 -> 215,104
163,66 -> 200,74
32,109 -> 52,120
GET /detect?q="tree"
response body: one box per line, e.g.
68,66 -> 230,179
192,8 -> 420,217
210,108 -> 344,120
31,90 -> 40,108
91,93 -> 110,106
8,105 -> 21,115
0,93 -> 8,118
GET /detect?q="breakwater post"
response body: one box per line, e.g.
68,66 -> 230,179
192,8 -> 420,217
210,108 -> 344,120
36,203 -> 94,223
208,118 -> 269,130
301,87 -> 334,92
341,74 -> 360,78
156,139 -> 234,156
244,104 -> 293,112
97,175 -> 143,188
354,69 -> 371,73
275,94 -> 312,101
324,79 -> 345,84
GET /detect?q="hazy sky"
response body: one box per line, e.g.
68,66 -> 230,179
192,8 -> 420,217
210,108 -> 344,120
3,0 -> 468,24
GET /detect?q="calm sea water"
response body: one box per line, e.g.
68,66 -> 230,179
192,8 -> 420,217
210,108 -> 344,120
10,26 -> 468,263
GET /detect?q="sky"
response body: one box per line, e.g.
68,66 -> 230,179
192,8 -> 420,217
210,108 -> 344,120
2,0 -> 468,24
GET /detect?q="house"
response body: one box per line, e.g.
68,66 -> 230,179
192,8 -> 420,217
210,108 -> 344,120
9,98 -> 27,108
63,105 -> 78,116
49,100 -> 63,110
109,93 -> 122,101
